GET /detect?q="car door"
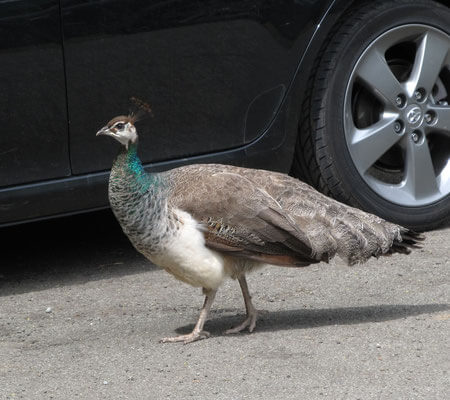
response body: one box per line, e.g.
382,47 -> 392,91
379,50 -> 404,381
61,0 -> 314,174
0,0 -> 70,188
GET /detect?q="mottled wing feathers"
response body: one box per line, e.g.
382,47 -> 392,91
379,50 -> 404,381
168,168 -> 320,266
166,163 -> 422,267
201,207 -> 321,267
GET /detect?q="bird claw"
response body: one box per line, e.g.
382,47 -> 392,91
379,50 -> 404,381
160,330 -> 211,344
225,311 -> 258,335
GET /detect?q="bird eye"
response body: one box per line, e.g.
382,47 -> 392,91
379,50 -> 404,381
115,122 -> 125,130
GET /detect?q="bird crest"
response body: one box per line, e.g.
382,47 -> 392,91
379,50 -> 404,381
129,96 -> 153,124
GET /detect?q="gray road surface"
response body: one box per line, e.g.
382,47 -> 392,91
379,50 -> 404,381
1,211 -> 449,399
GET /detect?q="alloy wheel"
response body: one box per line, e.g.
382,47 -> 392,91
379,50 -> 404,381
344,24 -> 450,207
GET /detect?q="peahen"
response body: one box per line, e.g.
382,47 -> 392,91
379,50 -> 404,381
97,113 -> 423,344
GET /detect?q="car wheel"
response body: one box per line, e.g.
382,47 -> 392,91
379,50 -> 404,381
293,0 -> 450,230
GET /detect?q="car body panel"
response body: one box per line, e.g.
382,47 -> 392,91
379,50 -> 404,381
0,0 -> 70,188
61,0 -> 334,174
1,0 -> 338,226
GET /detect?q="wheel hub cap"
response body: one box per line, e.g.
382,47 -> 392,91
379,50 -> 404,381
405,105 -> 423,126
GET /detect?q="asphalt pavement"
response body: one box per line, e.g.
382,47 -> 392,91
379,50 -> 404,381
0,210 -> 449,399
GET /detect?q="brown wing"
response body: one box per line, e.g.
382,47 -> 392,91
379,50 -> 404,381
167,163 -> 422,266
168,166 -> 325,266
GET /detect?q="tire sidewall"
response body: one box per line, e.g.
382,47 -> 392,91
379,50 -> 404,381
317,1 -> 450,229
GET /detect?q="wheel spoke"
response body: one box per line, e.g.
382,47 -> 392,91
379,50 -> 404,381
403,137 -> 439,200
356,49 -> 404,107
348,116 -> 401,173
427,105 -> 450,137
406,31 -> 449,97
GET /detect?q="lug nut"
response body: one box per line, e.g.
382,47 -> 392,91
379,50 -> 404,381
414,88 -> 426,102
424,113 -> 433,124
395,94 -> 406,107
394,120 -> 404,134
411,131 -> 421,143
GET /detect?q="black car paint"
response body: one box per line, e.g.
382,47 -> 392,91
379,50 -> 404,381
62,0 -> 340,174
0,0 -> 69,187
0,0 -> 345,227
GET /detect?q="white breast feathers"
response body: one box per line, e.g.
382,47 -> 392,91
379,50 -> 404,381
149,209 -> 227,290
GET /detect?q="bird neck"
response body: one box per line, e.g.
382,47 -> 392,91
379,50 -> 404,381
125,141 -> 142,173
113,142 -> 159,192
109,142 -> 171,253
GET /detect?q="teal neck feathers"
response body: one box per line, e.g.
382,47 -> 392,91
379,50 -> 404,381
109,142 -> 171,254
123,142 -> 159,193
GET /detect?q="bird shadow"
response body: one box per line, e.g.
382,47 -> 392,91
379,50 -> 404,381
0,210 -> 154,297
175,303 -> 449,335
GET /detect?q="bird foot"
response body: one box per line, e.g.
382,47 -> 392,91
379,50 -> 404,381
225,311 -> 258,334
160,330 -> 210,344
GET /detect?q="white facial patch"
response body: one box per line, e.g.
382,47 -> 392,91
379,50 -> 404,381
111,122 -> 138,149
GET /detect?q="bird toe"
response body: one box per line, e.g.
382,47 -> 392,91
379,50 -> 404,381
225,312 -> 258,335
160,330 -> 210,344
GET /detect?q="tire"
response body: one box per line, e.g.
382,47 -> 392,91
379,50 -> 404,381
292,0 -> 450,231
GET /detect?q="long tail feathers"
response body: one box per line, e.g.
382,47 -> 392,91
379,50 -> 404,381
388,229 -> 425,256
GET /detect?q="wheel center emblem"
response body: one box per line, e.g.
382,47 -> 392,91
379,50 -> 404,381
406,106 -> 422,125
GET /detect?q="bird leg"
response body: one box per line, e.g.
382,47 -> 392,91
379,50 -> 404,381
160,288 -> 217,344
226,275 -> 258,334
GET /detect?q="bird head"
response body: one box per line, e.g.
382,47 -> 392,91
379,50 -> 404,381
96,115 -> 138,149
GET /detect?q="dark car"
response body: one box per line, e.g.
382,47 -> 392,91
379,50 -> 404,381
1,0 -> 449,230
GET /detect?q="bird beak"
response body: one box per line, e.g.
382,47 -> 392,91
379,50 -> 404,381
96,126 -> 110,136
